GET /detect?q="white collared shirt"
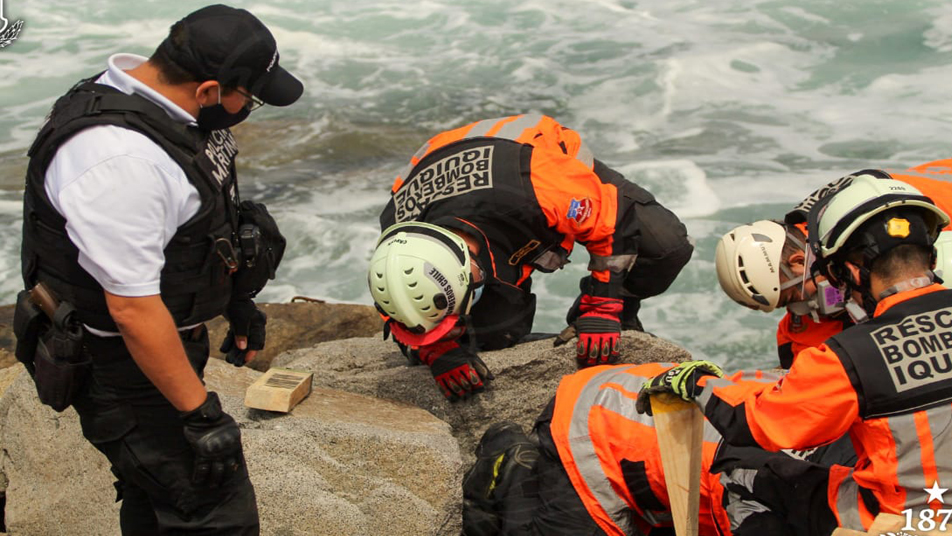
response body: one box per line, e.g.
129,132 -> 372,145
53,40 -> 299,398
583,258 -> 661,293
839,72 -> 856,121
44,54 -> 202,299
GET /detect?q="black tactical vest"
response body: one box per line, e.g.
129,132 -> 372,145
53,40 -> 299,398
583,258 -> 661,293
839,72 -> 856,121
22,79 -> 240,332
827,289 -> 952,419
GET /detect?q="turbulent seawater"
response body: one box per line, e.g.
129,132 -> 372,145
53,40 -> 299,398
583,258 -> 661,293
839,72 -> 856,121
2,0 -> 952,370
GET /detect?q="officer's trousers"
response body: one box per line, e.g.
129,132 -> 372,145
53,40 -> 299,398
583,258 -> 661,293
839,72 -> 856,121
72,325 -> 259,535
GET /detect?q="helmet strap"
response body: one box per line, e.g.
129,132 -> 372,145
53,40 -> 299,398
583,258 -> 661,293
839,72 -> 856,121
779,272 -> 804,291
930,247 -> 945,286
462,313 -> 477,354
779,260 -> 804,291
826,258 -> 873,324
844,298 -> 870,324
847,264 -> 878,322
785,228 -> 807,252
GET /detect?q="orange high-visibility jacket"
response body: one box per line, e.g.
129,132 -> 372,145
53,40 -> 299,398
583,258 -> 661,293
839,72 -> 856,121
549,363 -> 779,536
775,163 -> 952,368
380,114 -> 639,290
775,311 -> 851,368
699,285 -> 952,531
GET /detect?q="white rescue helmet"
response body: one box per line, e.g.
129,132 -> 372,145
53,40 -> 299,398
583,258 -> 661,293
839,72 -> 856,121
810,174 -> 950,265
368,222 -> 475,340
715,220 -> 793,312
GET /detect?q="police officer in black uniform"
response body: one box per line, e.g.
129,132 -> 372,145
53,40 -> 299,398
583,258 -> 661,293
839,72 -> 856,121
17,5 -> 301,534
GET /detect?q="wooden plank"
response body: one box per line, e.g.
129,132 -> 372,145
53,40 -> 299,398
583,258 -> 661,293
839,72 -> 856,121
867,514 -> 905,534
651,393 -> 703,536
244,368 -> 313,413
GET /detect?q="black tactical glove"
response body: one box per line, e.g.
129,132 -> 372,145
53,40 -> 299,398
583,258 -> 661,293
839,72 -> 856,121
180,392 -> 244,487
220,299 -> 266,367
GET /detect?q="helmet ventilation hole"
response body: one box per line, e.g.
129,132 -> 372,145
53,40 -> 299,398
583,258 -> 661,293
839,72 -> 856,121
404,268 -> 414,275
408,281 -> 418,288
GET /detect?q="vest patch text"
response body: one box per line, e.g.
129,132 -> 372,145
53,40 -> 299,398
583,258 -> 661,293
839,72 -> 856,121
393,146 -> 494,222
871,305 -> 952,392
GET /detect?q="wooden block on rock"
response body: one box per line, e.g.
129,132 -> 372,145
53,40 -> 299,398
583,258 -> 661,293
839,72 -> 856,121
245,368 -> 313,413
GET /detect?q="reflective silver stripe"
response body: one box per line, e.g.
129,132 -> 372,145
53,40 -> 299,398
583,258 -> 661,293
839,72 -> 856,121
695,372 -> 779,414
720,468 -> 769,530
463,117 -> 503,139
835,471 -> 864,530
642,509 -> 673,526
531,249 -> 569,271
566,365 -> 674,533
889,412 -> 928,509
396,141 -> 431,183
696,377 -> 736,414
889,405 -> 952,510
927,404 -> 952,507
395,163 -> 415,184
588,254 -> 638,274
703,418 -> 723,443
576,139 -> 595,168
886,168 -> 952,182
493,113 -> 544,141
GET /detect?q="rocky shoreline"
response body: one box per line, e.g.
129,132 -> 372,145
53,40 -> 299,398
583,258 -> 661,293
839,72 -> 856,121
0,302 -> 689,535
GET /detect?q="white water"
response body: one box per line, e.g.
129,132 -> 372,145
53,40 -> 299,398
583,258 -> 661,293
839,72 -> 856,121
3,0 -> 952,368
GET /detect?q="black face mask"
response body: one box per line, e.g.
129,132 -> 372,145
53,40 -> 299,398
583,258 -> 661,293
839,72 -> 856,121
196,88 -> 251,131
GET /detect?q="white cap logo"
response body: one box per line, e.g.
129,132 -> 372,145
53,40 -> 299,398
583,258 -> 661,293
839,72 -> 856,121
266,50 -> 278,73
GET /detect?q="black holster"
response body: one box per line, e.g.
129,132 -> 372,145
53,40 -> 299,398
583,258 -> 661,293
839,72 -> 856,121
13,290 -> 44,376
14,291 -> 90,412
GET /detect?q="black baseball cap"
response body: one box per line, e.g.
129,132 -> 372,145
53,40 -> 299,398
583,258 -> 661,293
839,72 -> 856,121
159,4 -> 303,106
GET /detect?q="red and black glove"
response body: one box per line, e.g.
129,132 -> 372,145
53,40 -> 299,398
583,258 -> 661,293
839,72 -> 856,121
419,340 -> 494,401
575,295 -> 623,367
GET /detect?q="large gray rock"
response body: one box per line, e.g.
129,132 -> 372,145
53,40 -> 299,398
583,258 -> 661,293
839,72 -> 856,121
0,329 -> 689,535
0,365 -> 109,536
0,305 -> 16,370
0,360 -> 460,536
205,301 -> 383,371
274,331 -> 691,462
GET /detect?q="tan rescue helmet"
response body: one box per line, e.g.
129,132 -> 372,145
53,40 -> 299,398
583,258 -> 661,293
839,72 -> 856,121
715,220 -> 800,312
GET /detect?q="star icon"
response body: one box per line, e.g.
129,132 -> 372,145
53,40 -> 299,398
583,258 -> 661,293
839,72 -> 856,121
925,480 -> 948,504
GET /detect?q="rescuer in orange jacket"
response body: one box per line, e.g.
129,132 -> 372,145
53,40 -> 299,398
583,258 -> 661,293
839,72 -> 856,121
462,362 -> 857,536
643,175 -> 952,534
368,115 -> 693,400
716,162 -> 952,368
